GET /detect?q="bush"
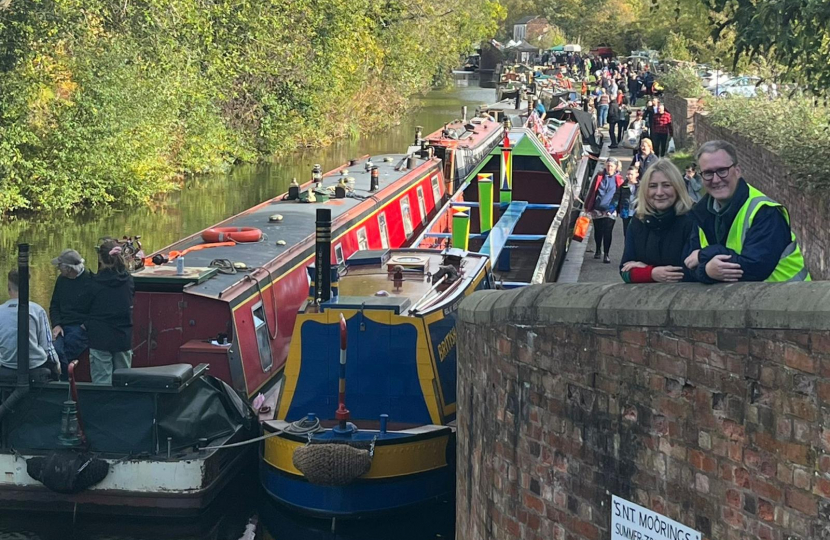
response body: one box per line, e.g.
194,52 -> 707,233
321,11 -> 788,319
660,67 -> 708,99
706,96 -> 830,189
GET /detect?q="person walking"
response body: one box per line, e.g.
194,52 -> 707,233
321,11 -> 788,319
86,238 -> 135,384
618,167 -> 639,237
651,103 -> 673,157
684,140 -> 810,283
634,138 -> 658,177
607,98 -> 621,148
586,158 -> 623,263
620,159 -> 696,283
596,89 -> 610,128
628,72 -> 640,105
49,249 -> 93,380
615,96 -> 630,149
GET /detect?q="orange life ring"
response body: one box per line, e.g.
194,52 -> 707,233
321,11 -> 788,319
201,227 -> 262,243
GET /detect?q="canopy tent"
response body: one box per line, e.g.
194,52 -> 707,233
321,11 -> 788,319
549,45 -> 565,52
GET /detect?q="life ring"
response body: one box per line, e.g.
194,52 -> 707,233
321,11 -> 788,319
201,227 -> 262,243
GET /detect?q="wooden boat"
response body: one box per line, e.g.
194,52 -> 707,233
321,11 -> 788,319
417,122 -> 591,286
260,218 -> 496,517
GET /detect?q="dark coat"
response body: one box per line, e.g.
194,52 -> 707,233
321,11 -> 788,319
49,270 -> 94,327
621,209 -> 695,277
634,152 -> 658,176
685,179 -> 792,283
85,269 -> 134,352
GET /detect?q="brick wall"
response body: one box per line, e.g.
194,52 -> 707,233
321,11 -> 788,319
457,283 -> 830,540
695,114 -> 829,279
662,93 -> 704,150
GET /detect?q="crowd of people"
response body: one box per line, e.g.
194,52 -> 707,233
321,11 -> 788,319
0,238 -> 135,384
586,138 -> 810,283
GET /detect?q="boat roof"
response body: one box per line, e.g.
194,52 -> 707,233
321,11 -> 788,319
465,128 -> 567,185
424,117 -> 502,149
323,248 -> 488,316
135,154 -> 440,301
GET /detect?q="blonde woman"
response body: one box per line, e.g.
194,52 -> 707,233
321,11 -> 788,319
619,159 -> 695,283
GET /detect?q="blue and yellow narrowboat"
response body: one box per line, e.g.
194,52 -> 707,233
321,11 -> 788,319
260,210 -> 494,517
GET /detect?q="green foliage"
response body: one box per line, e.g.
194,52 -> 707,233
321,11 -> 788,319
662,32 -> 693,62
0,0 -> 500,216
706,96 -> 830,190
703,0 -> 830,95
660,66 -> 708,99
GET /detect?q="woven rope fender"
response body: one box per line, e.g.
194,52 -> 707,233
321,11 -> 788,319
292,440 -> 373,486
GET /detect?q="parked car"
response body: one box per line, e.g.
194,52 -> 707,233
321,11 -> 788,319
714,76 -> 766,98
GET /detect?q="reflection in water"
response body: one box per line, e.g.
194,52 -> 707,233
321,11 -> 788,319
0,84 -> 486,539
0,85 -> 494,306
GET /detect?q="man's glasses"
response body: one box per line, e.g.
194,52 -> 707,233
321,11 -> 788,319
701,164 -> 735,181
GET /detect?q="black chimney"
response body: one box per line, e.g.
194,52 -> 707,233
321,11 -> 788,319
315,209 -> 332,303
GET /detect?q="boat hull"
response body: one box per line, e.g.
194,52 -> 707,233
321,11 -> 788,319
260,425 -> 455,518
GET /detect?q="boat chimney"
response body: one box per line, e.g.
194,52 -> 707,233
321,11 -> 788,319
0,244 -> 31,421
380,414 -> 389,434
414,126 -> 422,146
288,178 -> 300,200
478,174 -> 494,233
312,164 -> 323,189
452,210 -> 470,251
315,208 -> 332,304
514,90 -> 521,110
333,314 -> 354,435
407,154 -> 417,170
370,166 -> 380,191
461,106 -> 468,122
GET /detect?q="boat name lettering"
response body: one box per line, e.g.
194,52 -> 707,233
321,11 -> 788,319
437,328 -> 457,363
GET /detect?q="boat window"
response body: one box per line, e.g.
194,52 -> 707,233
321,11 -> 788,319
431,175 -> 441,204
400,197 -> 413,237
252,302 -> 273,372
416,187 -> 428,223
334,243 -> 344,264
378,213 -> 389,249
356,227 -> 369,251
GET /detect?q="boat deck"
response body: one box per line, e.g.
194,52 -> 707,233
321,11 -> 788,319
134,154 -> 437,299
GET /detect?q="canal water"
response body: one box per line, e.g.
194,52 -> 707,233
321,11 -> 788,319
0,83 -> 490,539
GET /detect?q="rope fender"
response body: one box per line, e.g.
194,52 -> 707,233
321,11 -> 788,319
292,438 -> 376,486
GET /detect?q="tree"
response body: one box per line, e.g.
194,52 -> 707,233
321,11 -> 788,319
703,0 -> 830,94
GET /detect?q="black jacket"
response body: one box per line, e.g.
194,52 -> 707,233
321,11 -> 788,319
621,209 -> 695,276
85,269 -> 134,352
685,179 -> 792,283
49,271 -> 94,327
608,101 -> 621,123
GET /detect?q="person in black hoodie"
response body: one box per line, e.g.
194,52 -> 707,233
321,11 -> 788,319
620,159 -> 696,283
87,238 -> 134,384
49,249 -> 94,380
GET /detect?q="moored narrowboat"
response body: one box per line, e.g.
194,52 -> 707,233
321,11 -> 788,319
260,210 -> 496,518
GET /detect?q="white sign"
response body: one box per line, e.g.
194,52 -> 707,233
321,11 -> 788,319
612,495 -> 701,540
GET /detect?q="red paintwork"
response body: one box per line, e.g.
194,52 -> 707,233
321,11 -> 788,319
547,123 -> 580,163
133,166 -> 446,398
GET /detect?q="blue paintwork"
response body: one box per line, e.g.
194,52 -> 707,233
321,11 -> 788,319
427,313 -> 458,414
480,201 -> 528,266
284,316 -> 433,425
260,461 -> 453,518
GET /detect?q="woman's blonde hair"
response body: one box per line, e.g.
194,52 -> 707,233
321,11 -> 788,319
635,158 -> 694,219
639,138 -> 653,152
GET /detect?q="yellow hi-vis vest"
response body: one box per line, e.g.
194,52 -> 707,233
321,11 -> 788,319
698,185 -> 811,282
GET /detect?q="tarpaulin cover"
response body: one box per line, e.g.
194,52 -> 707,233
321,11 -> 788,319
1,375 -> 252,456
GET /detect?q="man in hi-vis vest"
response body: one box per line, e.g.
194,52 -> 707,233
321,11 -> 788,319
683,140 -> 810,283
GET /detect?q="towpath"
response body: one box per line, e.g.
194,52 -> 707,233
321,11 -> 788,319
559,139 -> 633,284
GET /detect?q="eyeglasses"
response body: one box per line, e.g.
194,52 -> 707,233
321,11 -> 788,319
700,164 -> 735,181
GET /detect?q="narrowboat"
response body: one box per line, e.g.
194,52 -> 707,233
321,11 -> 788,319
0,246 -> 256,515
260,210 -> 502,518
417,122 -> 591,285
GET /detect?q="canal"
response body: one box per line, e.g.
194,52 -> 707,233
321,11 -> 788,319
0,84 -> 494,306
0,83 -> 489,539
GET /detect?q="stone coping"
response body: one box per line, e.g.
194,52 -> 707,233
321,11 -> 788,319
458,282 -> 830,330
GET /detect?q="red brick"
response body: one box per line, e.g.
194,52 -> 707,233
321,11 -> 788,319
690,329 -> 716,345
785,489 -> 817,516
678,339 -> 693,359
573,519 -> 599,540
819,381 -> 830,403
505,518 -> 521,536
758,499 -> 775,522
814,476 -> 830,498
752,478 -> 783,501
621,343 -> 646,365
726,488 -> 742,508
524,493 -> 545,515
782,442 -> 811,467
735,466 -> 750,488
783,345 -> 816,374
812,331 -> 830,354
722,506 -> 746,529
820,454 -> 830,473
650,352 -> 687,378
620,329 -> 647,346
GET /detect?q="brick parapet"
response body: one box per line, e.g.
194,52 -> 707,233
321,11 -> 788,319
457,283 -> 830,540
662,93 -> 704,150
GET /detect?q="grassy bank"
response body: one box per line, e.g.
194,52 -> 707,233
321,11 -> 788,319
0,0 -> 501,216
